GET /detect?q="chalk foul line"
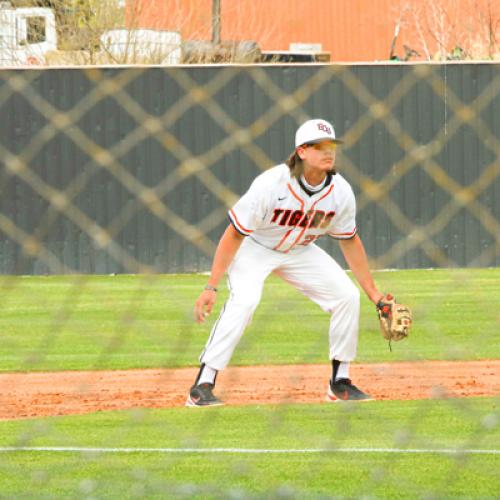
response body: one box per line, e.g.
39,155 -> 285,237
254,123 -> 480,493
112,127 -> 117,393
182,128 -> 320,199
0,446 -> 498,455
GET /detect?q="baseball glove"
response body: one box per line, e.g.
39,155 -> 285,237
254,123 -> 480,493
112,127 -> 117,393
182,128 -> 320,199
376,294 -> 412,344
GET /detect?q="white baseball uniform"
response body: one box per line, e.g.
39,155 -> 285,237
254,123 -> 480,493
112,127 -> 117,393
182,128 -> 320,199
200,163 -> 360,370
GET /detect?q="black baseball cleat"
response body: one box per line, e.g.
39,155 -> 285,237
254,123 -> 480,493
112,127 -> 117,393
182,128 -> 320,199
326,378 -> 374,402
186,383 -> 224,407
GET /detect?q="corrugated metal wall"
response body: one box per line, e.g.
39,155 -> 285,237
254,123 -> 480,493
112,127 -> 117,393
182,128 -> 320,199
0,63 -> 498,274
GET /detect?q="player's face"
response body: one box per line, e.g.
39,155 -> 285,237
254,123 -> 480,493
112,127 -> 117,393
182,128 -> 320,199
298,141 -> 337,171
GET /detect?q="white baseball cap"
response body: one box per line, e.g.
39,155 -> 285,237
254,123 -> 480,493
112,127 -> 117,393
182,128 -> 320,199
295,118 -> 343,148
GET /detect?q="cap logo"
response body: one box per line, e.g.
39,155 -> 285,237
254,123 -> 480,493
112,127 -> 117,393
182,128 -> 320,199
317,123 -> 332,134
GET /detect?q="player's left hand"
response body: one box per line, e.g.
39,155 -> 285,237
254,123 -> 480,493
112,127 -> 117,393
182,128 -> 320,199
376,293 -> 412,342
194,289 -> 217,323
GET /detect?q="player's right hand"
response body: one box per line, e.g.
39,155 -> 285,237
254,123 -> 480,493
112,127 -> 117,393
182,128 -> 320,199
194,290 -> 217,323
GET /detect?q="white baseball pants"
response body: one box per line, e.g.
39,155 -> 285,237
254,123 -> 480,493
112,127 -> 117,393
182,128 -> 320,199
200,237 -> 360,370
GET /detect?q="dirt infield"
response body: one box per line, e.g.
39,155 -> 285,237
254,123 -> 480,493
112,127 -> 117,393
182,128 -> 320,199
1,360 -> 499,420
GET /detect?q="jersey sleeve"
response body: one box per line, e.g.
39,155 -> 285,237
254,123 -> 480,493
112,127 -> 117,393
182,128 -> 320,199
228,175 -> 269,236
328,183 -> 357,240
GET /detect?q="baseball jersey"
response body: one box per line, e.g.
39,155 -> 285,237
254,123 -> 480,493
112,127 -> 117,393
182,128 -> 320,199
228,163 -> 357,253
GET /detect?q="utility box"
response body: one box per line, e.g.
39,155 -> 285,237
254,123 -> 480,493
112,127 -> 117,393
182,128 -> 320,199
0,3 -> 57,66
261,42 -> 330,63
260,51 -> 331,63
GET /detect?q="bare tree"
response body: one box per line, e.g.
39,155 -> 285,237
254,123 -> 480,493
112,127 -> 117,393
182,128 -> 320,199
394,0 -> 499,60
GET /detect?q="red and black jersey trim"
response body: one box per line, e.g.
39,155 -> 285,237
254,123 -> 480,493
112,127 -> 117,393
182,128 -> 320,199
329,227 -> 357,239
228,209 -> 252,236
298,172 -> 333,197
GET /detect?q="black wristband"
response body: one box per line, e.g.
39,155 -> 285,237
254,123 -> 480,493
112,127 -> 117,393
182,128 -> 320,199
205,285 -> 218,292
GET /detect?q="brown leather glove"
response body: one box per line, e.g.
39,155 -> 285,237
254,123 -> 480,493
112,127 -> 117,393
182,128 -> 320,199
376,294 -> 412,342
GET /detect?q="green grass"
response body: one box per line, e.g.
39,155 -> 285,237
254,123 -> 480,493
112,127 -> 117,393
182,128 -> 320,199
0,398 -> 498,498
0,269 -> 498,497
0,268 -> 498,371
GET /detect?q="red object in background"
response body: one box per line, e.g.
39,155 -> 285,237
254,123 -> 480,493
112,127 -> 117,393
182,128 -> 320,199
127,0 -> 500,62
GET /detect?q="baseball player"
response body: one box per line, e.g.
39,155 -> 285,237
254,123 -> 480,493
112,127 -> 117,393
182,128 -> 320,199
187,118 -> 389,407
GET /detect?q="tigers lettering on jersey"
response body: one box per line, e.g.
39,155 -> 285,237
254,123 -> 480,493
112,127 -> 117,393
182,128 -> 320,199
228,164 -> 357,250
270,209 -> 335,229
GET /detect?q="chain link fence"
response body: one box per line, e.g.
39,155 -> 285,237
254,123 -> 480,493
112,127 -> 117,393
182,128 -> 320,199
0,62 -> 498,274
0,62 -> 499,497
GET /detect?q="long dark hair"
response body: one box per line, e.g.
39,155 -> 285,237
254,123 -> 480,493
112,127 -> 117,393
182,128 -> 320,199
285,151 -> 304,179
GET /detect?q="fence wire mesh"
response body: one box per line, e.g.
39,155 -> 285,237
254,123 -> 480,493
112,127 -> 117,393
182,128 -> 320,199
0,62 -> 499,498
